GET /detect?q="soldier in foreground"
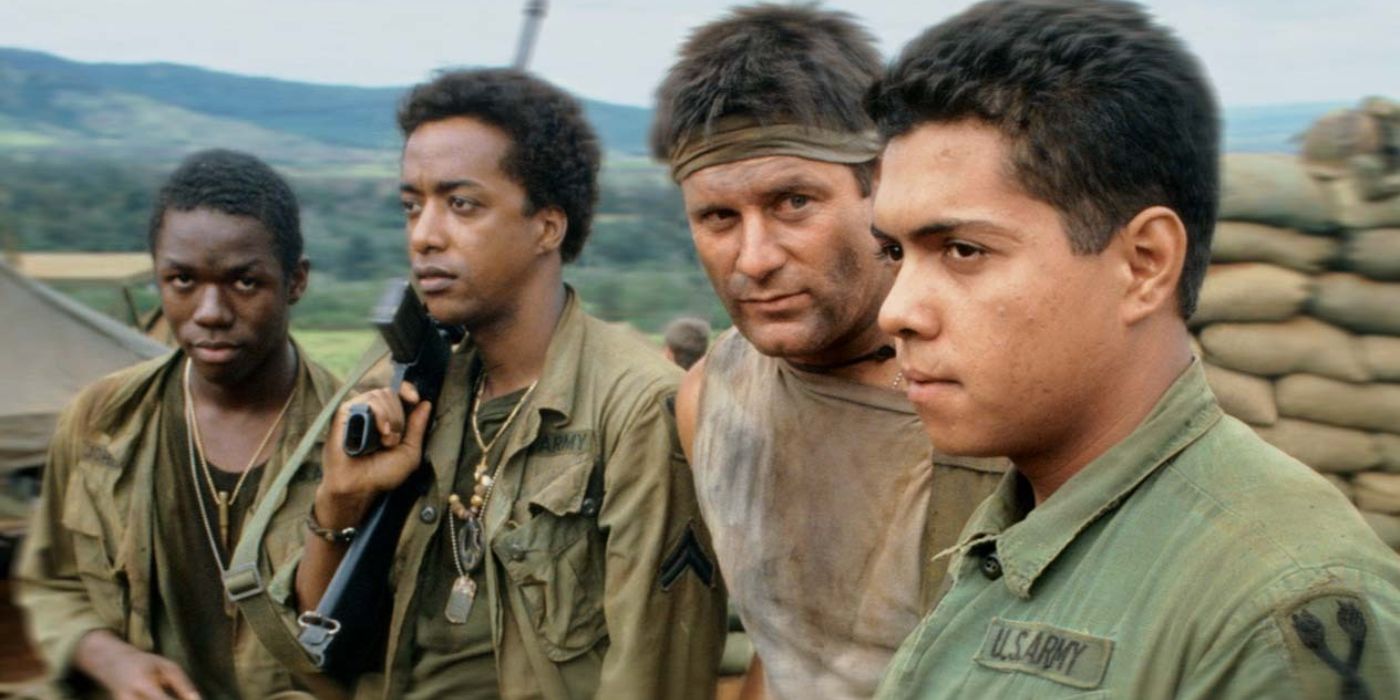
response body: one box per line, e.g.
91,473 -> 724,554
268,69 -> 724,698
16,149 -> 340,698
866,1 -> 1400,696
651,5 -> 1006,698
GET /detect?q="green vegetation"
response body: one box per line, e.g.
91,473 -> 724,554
3,150 -> 724,336
292,329 -> 377,378
2,46 -> 1329,345
0,48 -> 651,159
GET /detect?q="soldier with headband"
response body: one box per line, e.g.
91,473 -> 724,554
652,5 -> 1007,698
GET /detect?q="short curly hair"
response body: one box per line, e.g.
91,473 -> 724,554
650,3 -> 881,194
148,149 -> 303,278
866,0 -> 1219,318
398,69 -> 600,263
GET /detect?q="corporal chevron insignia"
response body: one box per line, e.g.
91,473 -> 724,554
659,523 -> 716,590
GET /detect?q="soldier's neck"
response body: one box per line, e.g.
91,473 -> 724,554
472,280 -> 566,401
786,321 -> 901,389
1015,328 -> 1194,506
188,338 -> 298,413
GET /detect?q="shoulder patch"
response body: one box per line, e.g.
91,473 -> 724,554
974,618 -> 1113,689
659,523 -> 716,590
1279,592 -> 1377,700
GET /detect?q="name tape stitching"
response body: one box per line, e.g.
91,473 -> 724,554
974,617 -> 1114,689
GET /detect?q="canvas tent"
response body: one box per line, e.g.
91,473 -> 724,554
0,259 -> 168,474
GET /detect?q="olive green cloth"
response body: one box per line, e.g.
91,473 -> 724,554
402,386 -> 521,699
13,347 -> 341,698
239,290 -> 727,700
876,361 -> 1400,699
152,371 -> 267,699
691,329 -> 1008,699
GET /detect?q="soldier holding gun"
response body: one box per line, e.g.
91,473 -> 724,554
240,69 -> 725,699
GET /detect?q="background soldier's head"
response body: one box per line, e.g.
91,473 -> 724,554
396,69 -> 600,328
652,4 -> 889,366
866,0 -> 1219,458
662,316 -> 712,369
149,148 -> 308,385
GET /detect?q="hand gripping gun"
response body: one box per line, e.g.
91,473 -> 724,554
297,280 -> 461,679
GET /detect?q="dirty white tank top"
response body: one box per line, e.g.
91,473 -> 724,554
692,331 -> 946,699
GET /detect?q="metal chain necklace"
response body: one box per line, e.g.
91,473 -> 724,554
444,371 -> 538,623
183,358 -> 296,566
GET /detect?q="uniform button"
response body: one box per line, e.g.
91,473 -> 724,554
508,543 -> 527,561
981,553 -> 1003,580
419,505 -> 439,524
580,497 -> 599,517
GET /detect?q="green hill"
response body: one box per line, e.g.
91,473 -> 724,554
0,47 -> 1376,335
0,47 -> 653,163
0,49 -> 714,332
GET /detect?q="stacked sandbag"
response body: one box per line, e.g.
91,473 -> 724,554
1196,149 -> 1400,553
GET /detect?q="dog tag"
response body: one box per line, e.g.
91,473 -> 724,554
445,575 -> 477,624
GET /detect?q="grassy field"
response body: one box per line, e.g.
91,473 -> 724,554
293,328 -> 377,379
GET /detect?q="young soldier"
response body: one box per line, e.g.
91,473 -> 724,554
652,6 -> 1007,698
258,69 -> 724,698
15,149 -> 340,698
867,1 -> 1400,697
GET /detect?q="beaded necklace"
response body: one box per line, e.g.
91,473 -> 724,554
443,372 -> 537,623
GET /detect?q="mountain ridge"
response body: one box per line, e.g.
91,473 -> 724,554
0,46 -> 1363,167
0,47 -> 653,163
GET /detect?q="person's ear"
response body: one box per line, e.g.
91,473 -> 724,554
287,257 -> 310,305
534,206 -> 568,256
1116,206 -> 1187,324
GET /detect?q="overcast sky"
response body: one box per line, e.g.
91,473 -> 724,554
2,0 -> 1396,108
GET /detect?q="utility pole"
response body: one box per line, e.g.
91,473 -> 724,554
513,0 -> 549,70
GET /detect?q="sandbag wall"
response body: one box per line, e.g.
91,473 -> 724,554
1194,153 -> 1400,552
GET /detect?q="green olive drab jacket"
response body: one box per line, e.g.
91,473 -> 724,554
876,361 -> 1400,699
14,348 -> 340,698
232,291 -> 727,699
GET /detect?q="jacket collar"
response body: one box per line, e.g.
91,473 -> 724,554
425,287 -> 590,485
94,340 -> 331,475
959,359 -> 1224,598
85,339 -> 328,647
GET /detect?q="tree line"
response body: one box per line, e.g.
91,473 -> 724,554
0,155 -> 726,333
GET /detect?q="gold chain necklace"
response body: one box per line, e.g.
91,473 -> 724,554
183,358 -> 297,562
443,371 -> 537,623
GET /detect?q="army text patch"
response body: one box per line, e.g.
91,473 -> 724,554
975,618 -> 1113,689
530,430 -> 596,456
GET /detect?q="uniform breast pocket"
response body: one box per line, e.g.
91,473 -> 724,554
493,455 -> 608,663
60,468 -> 129,631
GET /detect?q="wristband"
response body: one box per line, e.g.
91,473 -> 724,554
305,506 -> 357,544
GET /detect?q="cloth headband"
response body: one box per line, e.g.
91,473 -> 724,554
668,122 -> 881,182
